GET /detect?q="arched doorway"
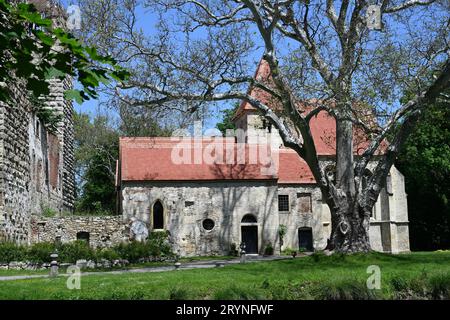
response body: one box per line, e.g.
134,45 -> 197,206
153,200 -> 164,229
298,227 -> 313,251
241,214 -> 258,254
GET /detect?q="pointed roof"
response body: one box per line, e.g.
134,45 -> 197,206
233,59 -> 273,120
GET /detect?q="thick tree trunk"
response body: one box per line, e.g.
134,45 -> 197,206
329,199 -> 372,253
330,117 -> 371,253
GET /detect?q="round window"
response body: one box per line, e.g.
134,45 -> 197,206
202,219 -> 215,231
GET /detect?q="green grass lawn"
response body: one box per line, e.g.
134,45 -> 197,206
0,251 -> 449,300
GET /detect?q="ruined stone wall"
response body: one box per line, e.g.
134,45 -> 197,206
44,77 -> 75,212
121,180 -> 280,256
0,81 -> 74,244
0,1 -> 75,244
30,215 -> 127,248
0,85 -> 33,243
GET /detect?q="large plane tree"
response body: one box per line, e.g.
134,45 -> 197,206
79,0 -> 450,253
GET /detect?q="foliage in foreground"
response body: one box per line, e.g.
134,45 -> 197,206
0,0 -> 128,128
0,232 -> 174,264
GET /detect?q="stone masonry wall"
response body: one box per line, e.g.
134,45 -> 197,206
0,83 -> 33,243
30,215 -> 127,248
0,1 -> 75,243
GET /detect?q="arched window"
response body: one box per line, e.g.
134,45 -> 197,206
241,214 -> 257,223
153,200 -> 164,229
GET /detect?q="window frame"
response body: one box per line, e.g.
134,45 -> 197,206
278,194 -> 290,212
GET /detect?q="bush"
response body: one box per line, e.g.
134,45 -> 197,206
58,241 -> 95,263
264,243 -> 274,256
113,241 -> 149,263
112,231 -> 174,263
147,231 -> 174,258
27,242 -> 56,263
0,242 -> 27,263
95,248 -> 120,262
0,233 -> 174,265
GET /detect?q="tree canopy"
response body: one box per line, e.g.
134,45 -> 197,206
396,90 -> 450,250
0,0 -> 128,129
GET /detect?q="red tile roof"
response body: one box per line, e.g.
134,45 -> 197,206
119,137 -> 318,184
120,137 -> 279,182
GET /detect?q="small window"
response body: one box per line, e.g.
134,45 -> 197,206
185,201 -> 194,207
202,219 -> 215,231
278,195 -> 289,212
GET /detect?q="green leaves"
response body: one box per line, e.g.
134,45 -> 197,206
0,0 -> 129,127
64,89 -> 84,104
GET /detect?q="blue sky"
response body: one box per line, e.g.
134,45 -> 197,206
59,0 -> 247,131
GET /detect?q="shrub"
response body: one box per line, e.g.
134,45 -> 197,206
0,242 -> 27,263
95,248 -> 120,262
147,231 -> 174,258
264,243 -> 274,256
27,242 -> 56,263
58,240 -> 95,263
112,241 -> 150,263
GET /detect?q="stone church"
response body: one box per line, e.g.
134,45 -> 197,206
117,60 -> 410,256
